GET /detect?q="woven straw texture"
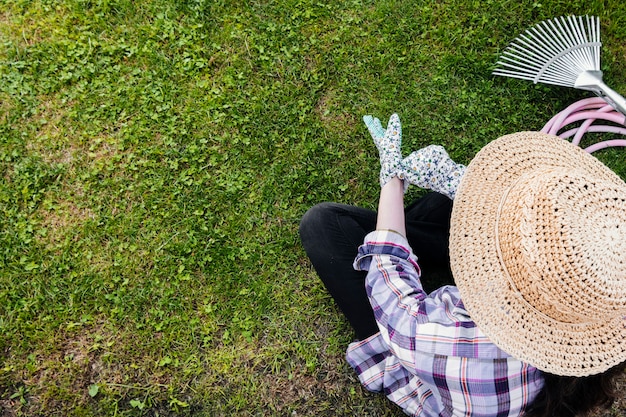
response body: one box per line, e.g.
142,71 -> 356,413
450,132 -> 626,376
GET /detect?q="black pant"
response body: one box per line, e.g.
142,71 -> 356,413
299,192 -> 454,340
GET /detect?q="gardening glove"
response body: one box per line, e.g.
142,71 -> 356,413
401,145 -> 466,200
363,114 -> 407,190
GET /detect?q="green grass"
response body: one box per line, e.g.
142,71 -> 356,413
1,0 -> 625,415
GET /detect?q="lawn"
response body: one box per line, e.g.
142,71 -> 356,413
1,0 -> 625,415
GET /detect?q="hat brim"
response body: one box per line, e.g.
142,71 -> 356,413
450,132 -> 626,376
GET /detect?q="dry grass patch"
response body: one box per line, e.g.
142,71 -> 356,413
0,3 -> 70,49
26,99 -> 78,166
0,93 -> 15,124
26,98 -> 129,168
2,319 -> 197,416
37,193 -> 95,247
316,88 -> 358,131
3,322 -> 112,414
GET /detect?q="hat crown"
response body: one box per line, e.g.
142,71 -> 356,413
496,167 -> 626,324
451,132 -> 626,376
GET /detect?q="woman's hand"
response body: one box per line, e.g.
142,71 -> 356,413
401,145 -> 466,200
363,114 -> 406,189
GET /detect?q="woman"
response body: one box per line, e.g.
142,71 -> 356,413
299,115 -> 626,416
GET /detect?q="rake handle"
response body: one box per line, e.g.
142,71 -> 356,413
575,71 -> 626,116
596,83 -> 626,116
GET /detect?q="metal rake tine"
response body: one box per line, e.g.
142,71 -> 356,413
493,65 -> 574,87
496,45 -> 577,85
492,67 -> 535,81
564,16 -> 596,70
496,54 -> 545,77
526,25 -> 565,62
534,19 -> 569,57
532,17 -> 599,73
501,38 -> 581,84
538,18 -> 585,69
547,16 -> 594,69
565,16 -> 599,70
504,34 -> 576,77
500,42 -> 549,70
580,15 -> 601,69
570,16 -> 589,44
513,33 -> 561,65
558,17 -> 588,69
526,22 -> 588,76
491,69 -> 536,82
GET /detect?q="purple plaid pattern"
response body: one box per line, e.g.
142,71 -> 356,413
347,230 -> 544,416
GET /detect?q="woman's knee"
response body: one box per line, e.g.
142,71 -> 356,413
299,202 -> 337,243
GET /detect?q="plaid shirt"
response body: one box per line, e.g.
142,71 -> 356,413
347,230 -> 544,416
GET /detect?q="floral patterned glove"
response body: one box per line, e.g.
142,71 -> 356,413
363,114 -> 407,189
401,145 -> 466,200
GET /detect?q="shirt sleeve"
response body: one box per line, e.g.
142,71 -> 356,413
350,231 -> 544,415
353,230 -> 473,369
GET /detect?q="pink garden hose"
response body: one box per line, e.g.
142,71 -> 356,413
541,97 -> 626,153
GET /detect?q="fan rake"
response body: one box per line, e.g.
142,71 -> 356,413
493,15 -> 626,115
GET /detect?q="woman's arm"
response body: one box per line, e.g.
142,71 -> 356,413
376,177 -> 406,237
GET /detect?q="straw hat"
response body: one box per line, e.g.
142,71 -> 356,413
449,132 -> 626,377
